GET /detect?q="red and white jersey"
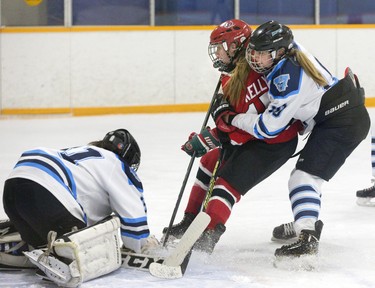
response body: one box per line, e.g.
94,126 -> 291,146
7,145 -> 149,253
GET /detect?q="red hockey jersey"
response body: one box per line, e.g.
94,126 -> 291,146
219,70 -> 302,145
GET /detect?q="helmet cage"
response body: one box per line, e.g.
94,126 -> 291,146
208,42 -> 234,71
246,47 -> 278,74
103,129 -> 141,171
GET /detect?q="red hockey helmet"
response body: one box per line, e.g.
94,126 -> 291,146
208,19 -> 252,72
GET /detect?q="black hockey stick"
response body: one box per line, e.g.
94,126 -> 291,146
162,77 -> 222,247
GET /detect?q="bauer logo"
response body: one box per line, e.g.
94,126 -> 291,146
324,100 -> 349,116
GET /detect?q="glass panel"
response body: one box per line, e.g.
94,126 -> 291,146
240,0 -> 315,25
155,0 -> 234,25
72,0 -> 149,25
321,0 -> 375,24
1,0 -> 64,26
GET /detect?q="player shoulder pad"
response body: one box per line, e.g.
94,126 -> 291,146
268,59 -> 302,99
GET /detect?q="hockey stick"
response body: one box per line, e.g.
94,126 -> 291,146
162,77 -> 222,247
121,250 -> 164,271
202,148 -> 225,211
149,212 -> 211,279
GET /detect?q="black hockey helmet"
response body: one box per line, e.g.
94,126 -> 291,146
103,129 -> 141,171
246,20 -> 294,74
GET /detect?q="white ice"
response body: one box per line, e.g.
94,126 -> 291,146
0,110 -> 374,288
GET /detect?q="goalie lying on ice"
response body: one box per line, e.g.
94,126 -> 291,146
0,128 -> 159,285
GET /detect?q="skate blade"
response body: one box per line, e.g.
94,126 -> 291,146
356,197 -> 375,207
273,254 -> 319,271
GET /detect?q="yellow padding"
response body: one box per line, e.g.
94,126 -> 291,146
1,100 -> 374,116
1,103 -> 210,116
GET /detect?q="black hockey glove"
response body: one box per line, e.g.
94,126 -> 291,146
211,93 -> 237,133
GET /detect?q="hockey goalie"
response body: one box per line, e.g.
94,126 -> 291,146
0,128 -> 160,286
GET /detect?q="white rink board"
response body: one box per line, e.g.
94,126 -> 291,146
1,27 -> 374,110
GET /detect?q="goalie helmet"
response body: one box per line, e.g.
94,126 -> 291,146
246,20 -> 294,74
208,19 -> 252,73
103,129 -> 141,171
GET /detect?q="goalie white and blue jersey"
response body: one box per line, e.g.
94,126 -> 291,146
7,145 -> 149,253
233,42 -> 338,139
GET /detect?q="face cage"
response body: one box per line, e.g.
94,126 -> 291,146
208,42 -> 233,71
246,46 -> 277,75
130,154 -> 140,172
121,143 -> 140,172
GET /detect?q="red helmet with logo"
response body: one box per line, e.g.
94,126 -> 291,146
208,19 -> 252,72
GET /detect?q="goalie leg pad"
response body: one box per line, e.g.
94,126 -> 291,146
25,216 -> 122,287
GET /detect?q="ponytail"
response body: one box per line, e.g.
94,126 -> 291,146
289,49 -> 328,87
223,56 -> 251,105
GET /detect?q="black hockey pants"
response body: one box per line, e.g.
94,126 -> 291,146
3,178 -> 86,248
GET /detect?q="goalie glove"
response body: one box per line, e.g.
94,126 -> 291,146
181,127 -> 220,158
140,235 -> 160,255
211,93 -> 237,133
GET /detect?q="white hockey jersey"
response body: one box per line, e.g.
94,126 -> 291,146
7,145 -> 149,253
232,42 -> 338,139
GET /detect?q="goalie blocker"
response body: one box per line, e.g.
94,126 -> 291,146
24,216 -> 122,288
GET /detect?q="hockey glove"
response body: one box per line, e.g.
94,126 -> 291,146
140,235 -> 160,255
181,127 -> 220,157
211,93 -> 237,133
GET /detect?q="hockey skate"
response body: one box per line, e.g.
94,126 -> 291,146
356,183 -> 375,207
162,213 -> 196,242
271,222 -> 297,242
193,223 -> 226,254
274,220 -> 323,258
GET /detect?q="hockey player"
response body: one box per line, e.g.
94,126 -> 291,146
1,128 -> 158,286
224,20 -> 369,257
356,125 -> 375,206
163,19 -> 302,253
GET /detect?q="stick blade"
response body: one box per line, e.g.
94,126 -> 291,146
149,212 -> 210,279
149,262 -> 183,279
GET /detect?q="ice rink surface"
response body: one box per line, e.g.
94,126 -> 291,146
0,110 -> 374,288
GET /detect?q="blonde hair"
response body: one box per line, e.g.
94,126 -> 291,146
289,49 -> 328,87
223,56 -> 251,105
